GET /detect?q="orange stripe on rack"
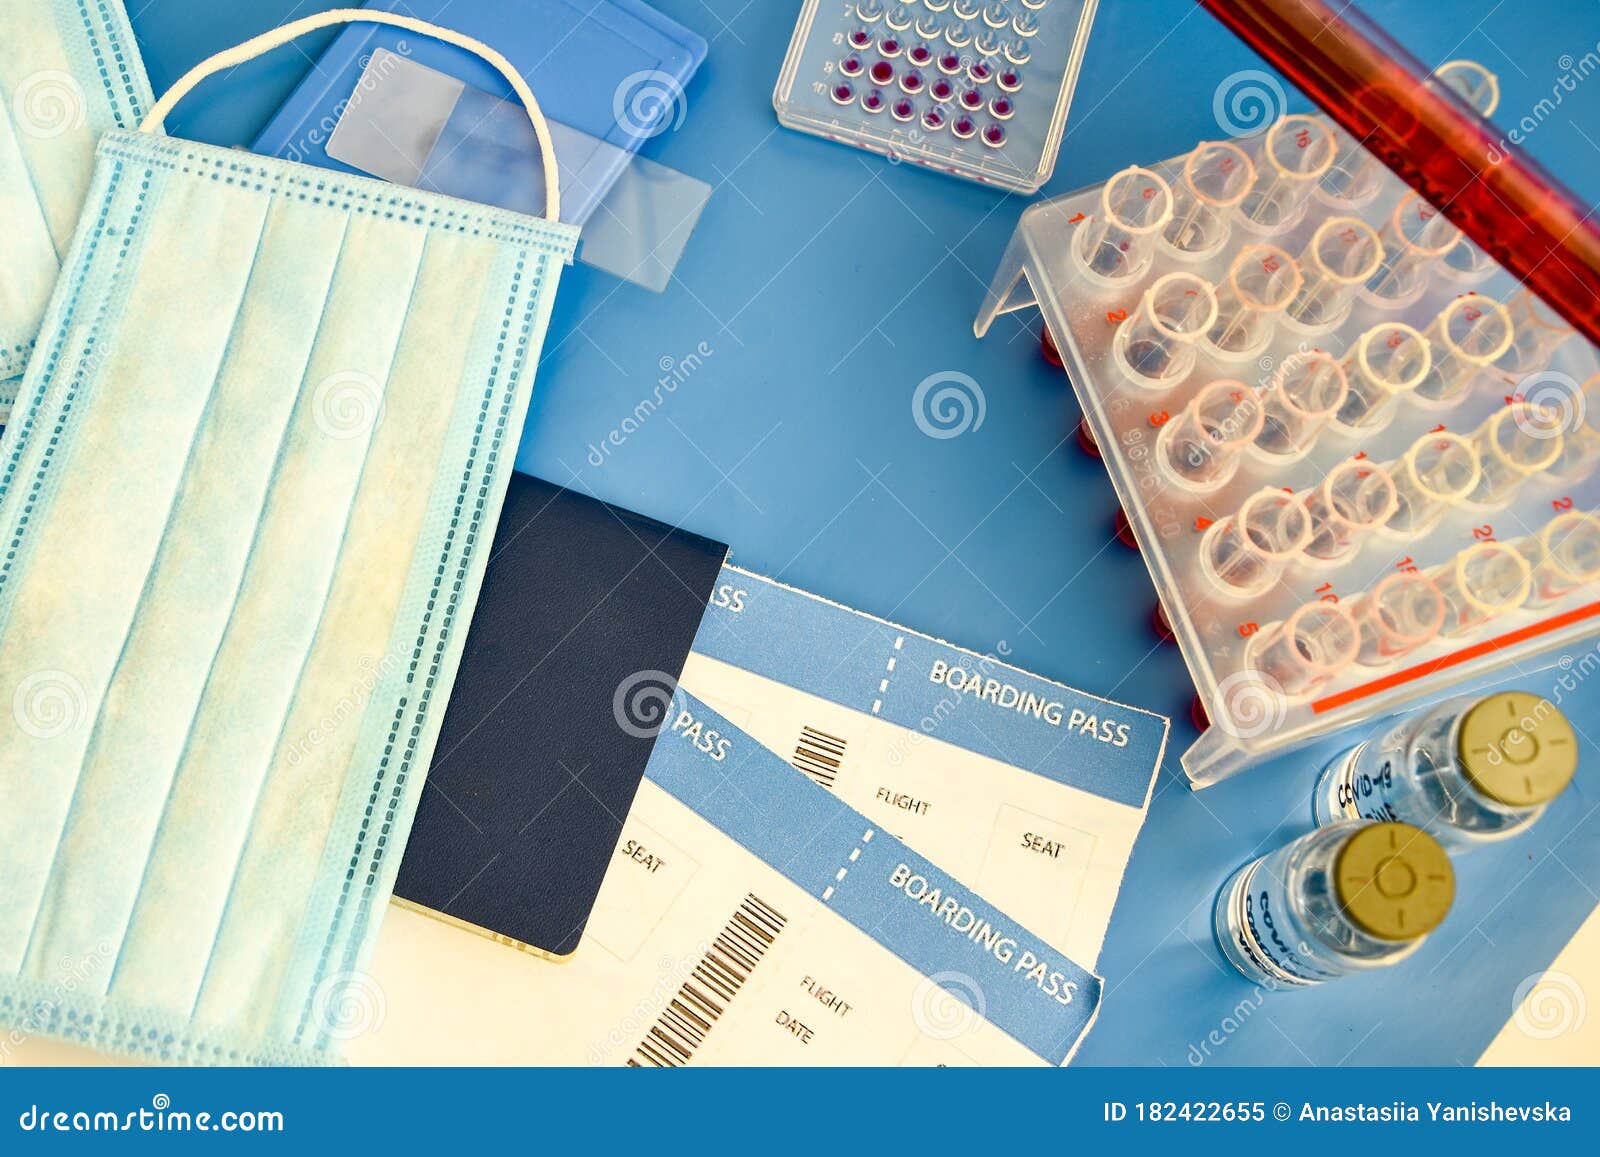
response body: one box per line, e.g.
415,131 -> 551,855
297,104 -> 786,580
1312,601 -> 1600,713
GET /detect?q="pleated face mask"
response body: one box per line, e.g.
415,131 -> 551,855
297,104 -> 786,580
0,0 -> 152,400
0,12 -> 577,1065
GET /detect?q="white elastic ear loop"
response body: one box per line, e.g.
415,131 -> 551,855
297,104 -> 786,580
140,9 -> 562,223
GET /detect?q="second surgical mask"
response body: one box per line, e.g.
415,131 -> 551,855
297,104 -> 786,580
0,0 -> 151,400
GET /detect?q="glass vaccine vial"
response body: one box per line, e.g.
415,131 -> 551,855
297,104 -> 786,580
1313,692 -> 1579,848
1215,821 -> 1455,987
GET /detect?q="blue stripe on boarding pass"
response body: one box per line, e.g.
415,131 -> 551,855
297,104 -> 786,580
692,566 -> 1166,809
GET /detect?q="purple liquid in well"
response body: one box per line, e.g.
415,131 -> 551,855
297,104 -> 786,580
902,71 -> 923,92
832,83 -> 853,103
961,89 -> 982,109
932,79 -> 954,100
984,124 -> 1005,145
870,61 -> 894,85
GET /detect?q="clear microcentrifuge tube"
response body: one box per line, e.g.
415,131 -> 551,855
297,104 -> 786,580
1245,600 -> 1360,698
1238,114 -> 1337,230
1384,431 -> 1481,535
1317,126 -> 1386,208
1413,294 -> 1515,406
1206,243 -> 1301,358
1254,350 -> 1347,458
1431,540 -> 1533,637
1163,140 -> 1255,257
1349,570 -> 1447,667
1156,378 -> 1266,491
1428,59 -> 1502,117
1363,193 -> 1461,306
1300,458 -> 1399,563
1200,487 -> 1312,597
1437,234 -> 1501,286
1335,323 -> 1432,430
1496,286 -> 1576,379
1112,271 -> 1218,387
1073,165 -> 1174,282
1516,511 -> 1600,607
1464,402 -> 1565,507
1284,216 -> 1383,330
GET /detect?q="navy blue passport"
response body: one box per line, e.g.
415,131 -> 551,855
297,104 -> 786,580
395,474 -> 727,958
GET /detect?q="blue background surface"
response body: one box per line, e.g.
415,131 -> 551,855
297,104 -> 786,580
124,0 -> 1600,1065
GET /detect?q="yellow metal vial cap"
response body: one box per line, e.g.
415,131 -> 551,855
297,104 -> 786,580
1458,691 -> 1578,808
1335,822 -> 1455,942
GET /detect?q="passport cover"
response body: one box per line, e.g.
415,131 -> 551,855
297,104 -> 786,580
394,473 -> 728,958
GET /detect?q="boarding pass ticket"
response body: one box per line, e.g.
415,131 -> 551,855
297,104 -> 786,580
352,691 -> 1099,1065
680,565 -> 1170,969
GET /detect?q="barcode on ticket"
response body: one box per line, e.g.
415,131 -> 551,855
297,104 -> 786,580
628,893 -> 788,1067
791,725 -> 847,790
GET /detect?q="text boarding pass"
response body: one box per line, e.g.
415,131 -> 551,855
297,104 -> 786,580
682,565 -> 1169,970
347,692 -> 1099,1066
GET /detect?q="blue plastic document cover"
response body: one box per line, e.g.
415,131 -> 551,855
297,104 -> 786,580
252,0 -> 707,224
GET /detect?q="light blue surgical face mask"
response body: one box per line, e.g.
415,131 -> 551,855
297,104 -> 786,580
0,0 -> 151,402
0,11 -> 577,1065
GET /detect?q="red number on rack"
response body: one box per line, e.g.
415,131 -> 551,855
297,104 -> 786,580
1396,556 -> 1419,574
1238,622 -> 1259,638
1553,496 -> 1575,512
1472,524 -> 1495,542
1106,307 -> 1129,325
1149,410 -> 1170,427
1315,582 -> 1338,604
1194,516 -> 1214,532
1067,212 -> 1087,224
